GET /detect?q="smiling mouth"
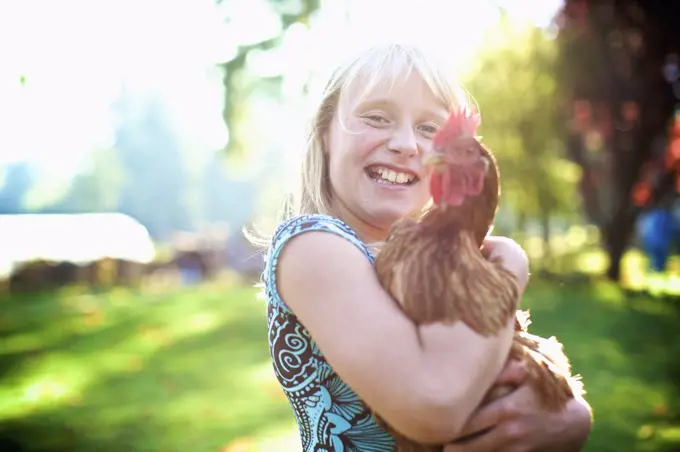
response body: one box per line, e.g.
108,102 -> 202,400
365,165 -> 419,186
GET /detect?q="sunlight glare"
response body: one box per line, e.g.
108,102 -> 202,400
0,0 -> 561,183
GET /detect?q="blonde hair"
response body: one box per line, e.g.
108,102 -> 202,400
246,42 -> 470,249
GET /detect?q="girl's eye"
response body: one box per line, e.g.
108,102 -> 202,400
365,115 -> 388,124
418,124 -> 439,136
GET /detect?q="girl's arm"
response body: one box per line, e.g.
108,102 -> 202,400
277,231 -> 516,444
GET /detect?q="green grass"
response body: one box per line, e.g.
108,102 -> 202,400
0,279 -> 679,451
523,279 -> 680,452
0,283 -> 296,451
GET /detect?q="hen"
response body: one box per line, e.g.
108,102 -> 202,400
372,106 -> 583,452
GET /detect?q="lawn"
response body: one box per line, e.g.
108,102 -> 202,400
0,278 -> 679,451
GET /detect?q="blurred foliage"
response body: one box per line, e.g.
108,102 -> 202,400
59,148 -> 124,213
0,163 -> 33,215
464,14 -> 582,262
465,2 -> 680,279
0,92 -> 256,241
555,0 -> 680,280
218,0 -> 320,160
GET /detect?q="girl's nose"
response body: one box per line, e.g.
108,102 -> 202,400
387,125 -> 419,158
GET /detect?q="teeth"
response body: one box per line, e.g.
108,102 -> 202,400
370,166 -> 416,185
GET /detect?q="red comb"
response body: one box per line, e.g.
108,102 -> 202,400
432,104 -> 481,148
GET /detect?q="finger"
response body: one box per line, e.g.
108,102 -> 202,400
457,384 -> 530,439
484,385 -> 514,405
494,358 -> 527,386
446,427 -> 504,452
481,242 -> 494,258
443,443 -> 465,452
443,443 -> 462,452
481,235 -> 504,252
483,235 -> 516,248
455,399 -> 506,439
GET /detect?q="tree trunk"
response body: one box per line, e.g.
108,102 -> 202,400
604,210 -> 635,281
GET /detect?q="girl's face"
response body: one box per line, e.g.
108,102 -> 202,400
325,72 -> 449,240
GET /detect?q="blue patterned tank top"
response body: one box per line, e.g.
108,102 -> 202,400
264,214 -> 396,451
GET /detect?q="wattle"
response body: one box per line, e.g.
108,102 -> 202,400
430,172 -> 443,205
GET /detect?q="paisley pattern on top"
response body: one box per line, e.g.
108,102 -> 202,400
264,214 -> 396,451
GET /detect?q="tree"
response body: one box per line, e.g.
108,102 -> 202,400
464,14 -> 581,265
112,90 -> 193,240
0,162 -> 34,214
217,0 -> 321,159
47,148 -> 124,213
556,0 -> 680,281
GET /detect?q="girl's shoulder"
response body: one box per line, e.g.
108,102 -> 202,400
270,214 -> 364,250
263,214 -> 372,312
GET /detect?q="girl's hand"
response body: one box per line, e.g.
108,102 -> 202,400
482,236 -> 530,290
444,385 -> 592,452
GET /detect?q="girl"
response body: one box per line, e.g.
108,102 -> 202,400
254,43 -> 592,451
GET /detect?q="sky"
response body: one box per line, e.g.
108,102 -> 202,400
0,0 -> 562,177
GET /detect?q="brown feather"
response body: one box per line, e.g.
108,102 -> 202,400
483,309 -> 585,409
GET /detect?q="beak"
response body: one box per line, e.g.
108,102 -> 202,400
422,152 -> 450,172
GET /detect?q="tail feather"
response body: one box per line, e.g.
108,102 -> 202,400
514,310 -> 586,400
